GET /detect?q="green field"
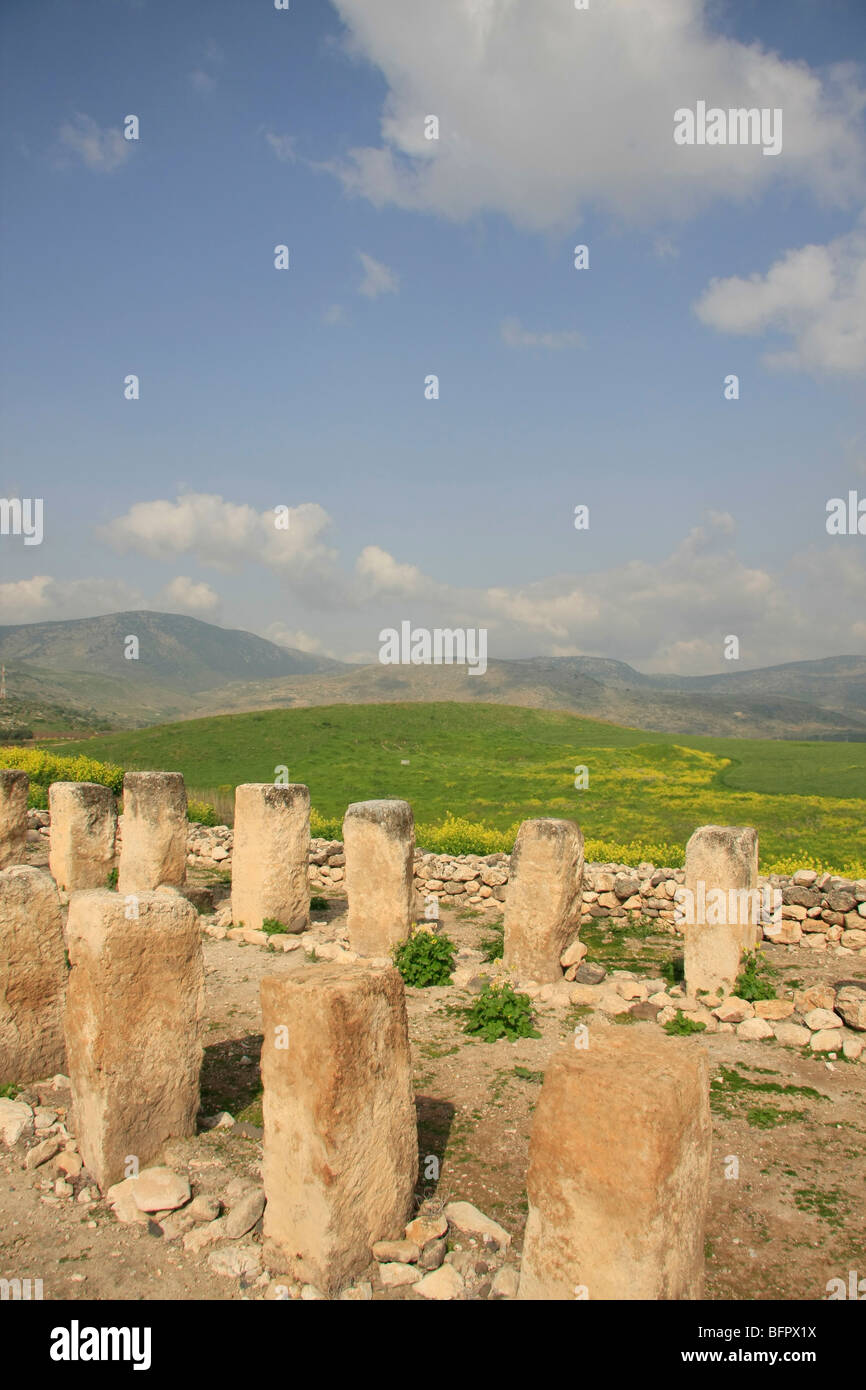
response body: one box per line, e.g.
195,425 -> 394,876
41,702 -> 866,874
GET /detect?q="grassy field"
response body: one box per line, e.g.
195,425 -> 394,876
40,702 -> 866,874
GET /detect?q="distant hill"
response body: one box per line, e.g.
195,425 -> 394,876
1,611 -> 864,740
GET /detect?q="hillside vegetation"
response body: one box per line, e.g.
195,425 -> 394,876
43,702 -> 866,875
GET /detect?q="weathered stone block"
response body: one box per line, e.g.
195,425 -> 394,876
49,782 -> 117,891
64,889 -> 204,1191
0,770 -> 28,868
0,866 -> 66,1085
518,1032 -> 711,1300
231,783 -> 310,933
684,825 -> 759,998
260,963 -> 418,1293
344,800 -> 414,956
117,772 -> 187,895
503,819 -> 584,983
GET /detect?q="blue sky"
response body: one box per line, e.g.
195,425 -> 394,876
1,0 -> 864,671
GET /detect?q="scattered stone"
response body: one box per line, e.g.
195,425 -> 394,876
417,1237 -> 447,1272
803,1008 -> 843,1032
753,999 -> 794,1020
339,1282 -> 373,1301
574,962 -> 606,985
188,1194 -> 221,1222
713,997 -> 754,1024
379,1261 -> 419,1287
834,984 -> 866,1032
413,1264 -> 465,1300
810,1029 -> 843,1053
773,1022 -> 811,1048
372,1239 -> 419,1264
736,1017 -> 774,1041
132,1167 -> 191,1213
490,1265 -> 520,1299
444,1201 -> 511,1251
405,1212 -> 448,1246
25,1137 -> 62,1170
0,1098 -> 33,1147
224,1188 -> 265,1239
207,1244 -> 262,1280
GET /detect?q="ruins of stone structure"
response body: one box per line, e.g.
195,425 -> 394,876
503,818 -> 584,982
684,824 -> 759,997
231,783 -> 310,932
117,771 -> 188,895
0,865 -> 67,1086
0,768 -> 28,868
260,962 -> 418,1292
64,888 -> 204,1191
518,1031 -> 712,1300
48,781 -> 117,891
343,799 -> 415,956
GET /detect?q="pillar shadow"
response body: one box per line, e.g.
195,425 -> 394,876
200,1034 -> 263,1125
414,1095 -> 455,1203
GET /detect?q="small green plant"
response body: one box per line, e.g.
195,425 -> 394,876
663,1010 -> 707,1036
480,924 -> 504,962
105,866 -> 118,890
747,1106 -> 807,1129
662,953 -> 685,986
261,918 -> 290,936
513,1066 -> 544,1083
310,895 -> 329,912
463,982 -> 540,1043
393,929 -> 456,988
188,799 -> 219,826
734,950 -> 776,1002
0,1082 -> 19,1100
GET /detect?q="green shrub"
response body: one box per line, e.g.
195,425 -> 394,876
481,926 -> 504,962
188,799 -> 219,826
27,785 -> 48,810
734,950 -> 777,1002
106,867 -> 118,890
393,929 -> 456,987
310,895 -> 329,911
663,1010 -> 707,1036
261,918 -> 290,936
463,982 -> 541,1043
662,953 -> 685,986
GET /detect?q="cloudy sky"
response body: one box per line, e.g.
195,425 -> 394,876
1,0 -> 865,672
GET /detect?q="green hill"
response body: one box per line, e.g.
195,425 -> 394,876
46,702 -> 866,874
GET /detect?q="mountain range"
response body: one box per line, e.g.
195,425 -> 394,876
1,611 -> 865,741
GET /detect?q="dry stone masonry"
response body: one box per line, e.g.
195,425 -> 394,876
117,770 -> 188,895
64,888 -> 204,1191
518,1032 -> 712,1300
260,962 -> 418,1293
684,824 -> 760,997
0,865 -> 67,1086
231,783 -> 310,933
343,799 -> 415,957
503,818 -> 584,982
0,768 -> 29,868
48,781 -> 117,892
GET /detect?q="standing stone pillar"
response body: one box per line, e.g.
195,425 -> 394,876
518,1033 -> 711,1300
502,818 -> 584,983
0,770 -> 29,868
64,889 -> 204,1191
231,783 -> 310,932
261,963 -> 418,1293
49,782 -> 117,891
0,867 -> 67,1086
344,800 -> 414,956
684,824 -> 759,999
117,771 -> 187,895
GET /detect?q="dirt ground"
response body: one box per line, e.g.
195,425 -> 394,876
2,853 -> 864,1302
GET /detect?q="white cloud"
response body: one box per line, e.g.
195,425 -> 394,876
263,623 -> 336,657
158,575 -> 221,616
0,575 -> 144,622
357,251 -> 399,298
190,38 -> 223,94
327,0 -> 865,231
355,545 -> 431,597
501,317 -> 584,350
323,303 -> 346,325
265,131 -> 298,162
58,115 -> 131,173
694,216 -> 866,374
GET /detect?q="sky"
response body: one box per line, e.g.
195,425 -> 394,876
1,0 -> 865,673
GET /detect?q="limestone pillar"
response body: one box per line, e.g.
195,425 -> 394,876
261,963 -> 418,1292
503,818 -> 584,982
117,771 -> 187,894
49,782 -> 117,891
344,799 -> 414,956
518,1032 -> 711,1300
231,783 -> 310,932
0,866 -> 66,1086
0,770 -> 29,868
684,824 -> 759,998
64,888 -> 204,1191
